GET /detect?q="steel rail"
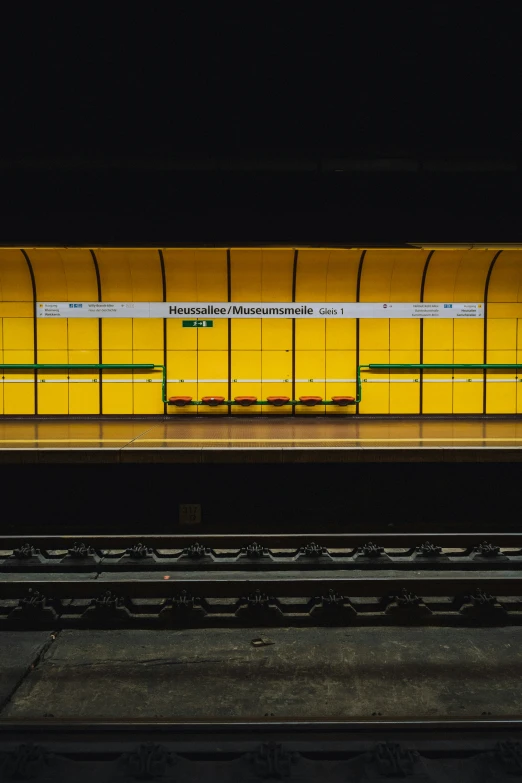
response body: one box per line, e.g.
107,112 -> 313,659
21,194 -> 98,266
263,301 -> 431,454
2,533 -> 522,550
1,717 -> 522,735
2,575 -> 522,598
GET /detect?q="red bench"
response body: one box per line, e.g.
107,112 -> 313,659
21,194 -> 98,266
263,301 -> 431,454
168,396 -> 192,407
234,396 -> 258,407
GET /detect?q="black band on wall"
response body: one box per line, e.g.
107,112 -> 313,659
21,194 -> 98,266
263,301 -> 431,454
419,249 -> 435,414
227,249 -> 232,414
89,250 -> 103,413
291,249 -> 298,413
483,249 -> 503,414
158,249 -> 167,415
355,249 -> 366,415
20,249 -> 38,414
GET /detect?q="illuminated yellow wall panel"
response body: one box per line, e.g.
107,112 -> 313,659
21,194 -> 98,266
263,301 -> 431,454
68,350 -> 100,414
0,250 -> 33,301
389,350 -> 420,414
518,321 -> 522,351
96,250 -> 133,301
166,351 -> 197,414
164,251 -> 195,414
262,351 -> 292,414
162,251 -> 227,417
198,318 -> 228,351
101,349 -> 133,414
389,249 -> 426,301
489,250 -> 522,302
68,320 -> 99,350
422,350 -> 453,414
3,350 -> 35,414
230,251 -> 261,406
488,319 -> 516,350
195,249 -> 228,301
325,249 -> 360,302
198,350 -> 228,414
488,253 -> 522,413
231,249 -> 262,298
486,349 -> 517,413
359,350 -> 389,413
133,349 -> 165,414
29,249 -> 68,301
296,249 -> 329,300
423,250 -> 465,301
261,249 -> 294,412
359,320 -> 389,350
0,251 -> 34,413
261,249 -> 294,301
325,249 -> 362,392
262,320 -> 291,350
360,250 -> 393,300
163,249 -> 198,300
3,318 -> 34,350
454,249 -> 496,301
229,252 -> 262,406
390,319 -> 419,350
101,319 -> 132,411
422,254 -> 466,411
133,319 -> 164,350
59,249 -> 99,301
295,249 -> 327,412
326,319 -> 356,350
295,319 -> 325,351
388,296 -> 420,412
167,319 -> 197,351
29,249 -> 101,414
126,250 -> 163,302
231,319 -> 261,350
359,304 -> 389,413
102,319 -> 132,350
0,303 -> 32,318
37,321 -> 68,413
231,350 -> 261,412
295,350 -> 325,413
97,251 -> 164,413
37,350 -> 69,414
488,304 -> 522,318
453,350 -> 483,414
37,319 -> 67,350
423,320 -> 453,350
454,320 -> 483,350
326,350 -> 356,414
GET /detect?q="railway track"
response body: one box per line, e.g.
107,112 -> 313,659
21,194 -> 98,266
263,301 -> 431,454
1,534 -> 522,628
1,718 -> 522,781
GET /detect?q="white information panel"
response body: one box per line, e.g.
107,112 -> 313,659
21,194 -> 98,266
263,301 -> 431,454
37,302 -> 484,319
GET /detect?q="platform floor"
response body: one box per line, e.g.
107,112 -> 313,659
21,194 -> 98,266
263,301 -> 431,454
2,627 -> 522,720
0,417 -> 521,462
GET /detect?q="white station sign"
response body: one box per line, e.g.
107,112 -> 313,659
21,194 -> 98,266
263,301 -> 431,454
37,302 -> 484,319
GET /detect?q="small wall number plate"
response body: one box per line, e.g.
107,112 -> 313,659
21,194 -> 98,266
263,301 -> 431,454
179,504 -> 202,526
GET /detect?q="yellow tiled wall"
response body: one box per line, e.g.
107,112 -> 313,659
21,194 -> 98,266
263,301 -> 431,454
0,246 -> 521,415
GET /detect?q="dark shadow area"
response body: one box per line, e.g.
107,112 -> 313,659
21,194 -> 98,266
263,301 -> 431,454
3,461 -> 519,534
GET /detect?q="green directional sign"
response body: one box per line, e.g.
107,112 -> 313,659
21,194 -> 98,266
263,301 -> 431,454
182,320 -> 214,328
